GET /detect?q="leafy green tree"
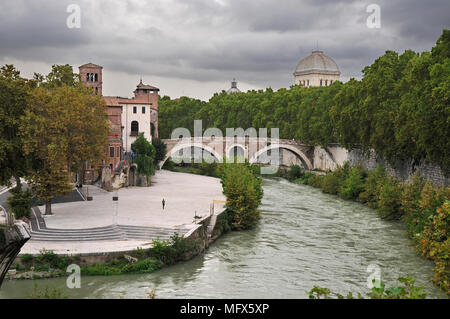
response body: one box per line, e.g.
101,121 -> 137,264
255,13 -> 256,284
152,137 -> 167,162
7,184 -> 33,219
220,163 -> 262,230
20,78 -> 109,214
338,166 -> 366,200
0,65 -> 36,188
132,133 -> 156,182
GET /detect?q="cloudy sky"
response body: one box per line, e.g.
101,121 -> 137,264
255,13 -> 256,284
0,0 -> 448,100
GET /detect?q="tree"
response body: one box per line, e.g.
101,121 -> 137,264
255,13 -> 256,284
20,83 -> 110,214
132,133 -> 156,182
0,65 -> 35,188
152,137 -> 167,163
38,64 -> 80,89
220,163 -> 262,230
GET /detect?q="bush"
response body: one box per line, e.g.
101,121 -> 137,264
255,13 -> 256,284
359,165 -> 387,208
321,173 -> 340,195
338,166 -> 366,200
377,176 -> 404,219
148,233 -> 193,265
221,163 -> 262,230
162,158 -> 175,171
286,165 -> 302,181
309,276 -> 427,299
198,161 -> 218,177
7,185 -> 33,219
132,133 -> 156,180
152,137 -> 167,162
417,201 -> 449,295
401,172 -> 426,216
122,258 -> 163,274
401,173 -> 426,237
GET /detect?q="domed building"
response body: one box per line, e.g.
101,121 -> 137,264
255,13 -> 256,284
226,78 -> 241,93
293,50 -> 340,87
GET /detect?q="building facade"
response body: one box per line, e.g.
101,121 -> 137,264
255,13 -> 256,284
79,63 -> 103,95
293,50 -> 340,87
79,63 -> 159,173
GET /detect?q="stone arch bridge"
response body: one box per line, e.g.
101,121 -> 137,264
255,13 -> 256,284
161,138 -> 346,171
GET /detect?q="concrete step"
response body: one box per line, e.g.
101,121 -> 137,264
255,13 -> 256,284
29,224 -> 187,242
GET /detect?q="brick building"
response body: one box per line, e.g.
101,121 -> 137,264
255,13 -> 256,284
79,63 -> 159,175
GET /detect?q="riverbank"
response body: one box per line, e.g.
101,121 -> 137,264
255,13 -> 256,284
1,177 -> 444,299
6,170 -> 229,281
21,170 -> 225,255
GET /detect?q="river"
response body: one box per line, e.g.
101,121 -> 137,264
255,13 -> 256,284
0,178 -> 444,298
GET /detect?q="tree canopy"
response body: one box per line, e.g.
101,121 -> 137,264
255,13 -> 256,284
159,30 -> 450,175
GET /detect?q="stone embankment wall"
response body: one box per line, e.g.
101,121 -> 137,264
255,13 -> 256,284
312,144 -> 448,187
13,209 -> 228,266
179,209 -> 228,261
347,149 -> 449,187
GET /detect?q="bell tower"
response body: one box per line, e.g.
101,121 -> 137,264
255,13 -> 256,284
79,63 -> 103,95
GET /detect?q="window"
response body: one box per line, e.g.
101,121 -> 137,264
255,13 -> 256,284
142,106 -> 146,114
86,73 -> 90,82
109,147 -> 115,158
325,80 -> 328,86
320,79 -> 323,86
95,73 -> 98,82
131,121 -> 139,136
133,106 -> 137,114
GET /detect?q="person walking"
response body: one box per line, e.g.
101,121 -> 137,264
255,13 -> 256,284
162,198 -> 166,210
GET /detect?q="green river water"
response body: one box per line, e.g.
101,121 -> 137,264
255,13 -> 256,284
0,178 -> 445,298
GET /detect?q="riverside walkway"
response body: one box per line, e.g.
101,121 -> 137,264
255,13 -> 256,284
21,170 -> 225,255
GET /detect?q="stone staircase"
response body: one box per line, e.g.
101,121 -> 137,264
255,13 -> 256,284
30,225 -> 188,242
29,206 -> 188,242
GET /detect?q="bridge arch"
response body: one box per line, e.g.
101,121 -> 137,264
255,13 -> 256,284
226,144 -> 246,159
249,144 -> 313,170
160,142 -> 222,168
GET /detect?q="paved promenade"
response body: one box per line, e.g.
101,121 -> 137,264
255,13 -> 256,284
21,170 -> 225,255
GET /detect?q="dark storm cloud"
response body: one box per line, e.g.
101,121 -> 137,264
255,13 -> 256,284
0,0 -> 448,98
0,0 -> 90,55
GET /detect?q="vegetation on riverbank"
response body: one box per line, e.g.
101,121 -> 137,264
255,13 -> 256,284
164,159 -> 263,230
309,276 -> 427,299
284,164 -> 449,296
10,234 -> 197,279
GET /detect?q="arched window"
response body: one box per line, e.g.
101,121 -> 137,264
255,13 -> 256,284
131,121 -> 139,136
